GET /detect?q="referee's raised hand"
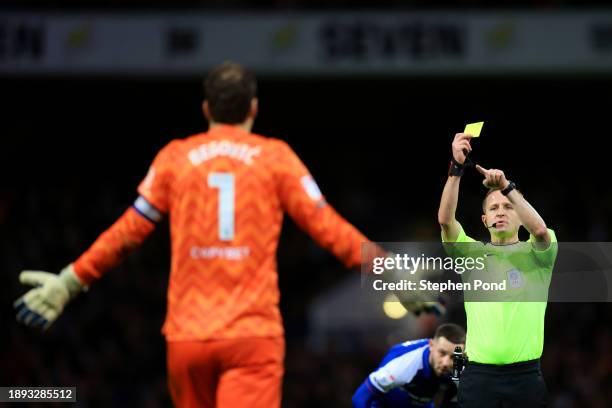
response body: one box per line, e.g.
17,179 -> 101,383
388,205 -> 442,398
452,133 -> 473,164
475,165 -> 509,190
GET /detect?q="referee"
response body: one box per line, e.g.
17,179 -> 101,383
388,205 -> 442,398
437,132 -> 558,408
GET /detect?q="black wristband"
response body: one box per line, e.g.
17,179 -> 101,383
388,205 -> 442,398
501,181 -> 516,196
448,157 -> 465,177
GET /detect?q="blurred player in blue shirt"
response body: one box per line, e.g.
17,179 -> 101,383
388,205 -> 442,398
353,323 -> 465,408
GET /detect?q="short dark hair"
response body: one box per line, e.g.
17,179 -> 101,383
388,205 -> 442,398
204,61 -> 257,124
434,323 -> 465,344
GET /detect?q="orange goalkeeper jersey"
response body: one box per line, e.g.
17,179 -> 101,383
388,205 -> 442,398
74,125 -> 370,341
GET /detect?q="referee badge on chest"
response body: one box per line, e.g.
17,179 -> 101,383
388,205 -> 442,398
507,268 -> 524,289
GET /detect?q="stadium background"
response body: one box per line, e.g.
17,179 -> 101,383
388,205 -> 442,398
2,2 -> 612,407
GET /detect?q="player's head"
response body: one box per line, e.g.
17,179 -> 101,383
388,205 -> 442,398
203,61 -> 258,127
428,323 -> 465,377
481,189 -> 522,240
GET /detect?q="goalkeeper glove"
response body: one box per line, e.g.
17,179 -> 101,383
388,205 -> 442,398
14,264 -> 85,330
382,252 -> 446,317
402,300 -> 446,317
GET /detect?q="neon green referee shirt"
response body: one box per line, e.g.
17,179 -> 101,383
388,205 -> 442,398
442,225 -> 558,364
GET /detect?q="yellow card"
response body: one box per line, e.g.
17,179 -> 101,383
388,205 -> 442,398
464,121 -> 484,137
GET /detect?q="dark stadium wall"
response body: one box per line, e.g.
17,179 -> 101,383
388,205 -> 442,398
2,75 -> 608,240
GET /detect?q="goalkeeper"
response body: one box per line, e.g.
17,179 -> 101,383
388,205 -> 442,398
438,132 -> 558,408
13,62 -> 437,408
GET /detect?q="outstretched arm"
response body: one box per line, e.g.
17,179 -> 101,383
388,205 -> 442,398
274,140 -> 375,269
15,142 -> 175,330
274,140 -> 443,315
439,133 -> 472,242
14,201 -> 159,330
73,202 -> 158,284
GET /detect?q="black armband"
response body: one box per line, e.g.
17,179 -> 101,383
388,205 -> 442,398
448,157 -> 467,177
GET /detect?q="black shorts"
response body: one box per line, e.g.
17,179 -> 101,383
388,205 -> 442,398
458,359 -> 547,408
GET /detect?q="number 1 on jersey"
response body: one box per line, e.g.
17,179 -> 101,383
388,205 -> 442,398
208,172 -> 235,241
